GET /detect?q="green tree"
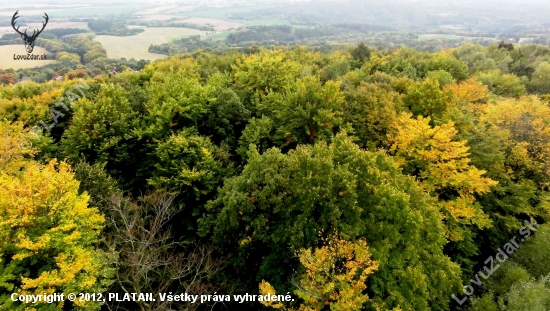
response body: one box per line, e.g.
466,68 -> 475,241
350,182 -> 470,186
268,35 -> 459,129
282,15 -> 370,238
529,62 -> 550,94
149,129 -> 224,203
237,116 -> 275,160
232,49 -> 301,109
501,276 -> 550,311
61,84 -> 144,191
263,75 -> 346,146
198,88 -> 250,148
404,77 -> 455,119
512,224 -> 550,279
55,52 -> 81,68
138,72 -> 210,140
202,133 -> 461,311
342,81 -> 404,149
476,70 -> 526,97
350,42 -> 371,64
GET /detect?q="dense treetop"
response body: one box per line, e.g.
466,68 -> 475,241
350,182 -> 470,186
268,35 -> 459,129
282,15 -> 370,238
1,43 -> 549,310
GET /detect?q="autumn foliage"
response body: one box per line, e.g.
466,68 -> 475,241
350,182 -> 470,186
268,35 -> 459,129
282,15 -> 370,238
1,43 -> 550,310
259,233 -> 380,311
0,121 -> 112,310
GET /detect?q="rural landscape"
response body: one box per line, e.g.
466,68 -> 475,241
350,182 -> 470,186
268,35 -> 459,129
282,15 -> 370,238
1,0 -> 550,310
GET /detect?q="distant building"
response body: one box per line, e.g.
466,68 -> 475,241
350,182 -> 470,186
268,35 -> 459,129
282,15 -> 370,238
52,76 -> 63,82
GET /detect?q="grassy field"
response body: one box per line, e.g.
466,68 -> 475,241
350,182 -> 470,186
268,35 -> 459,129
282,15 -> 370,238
205,31 -> 233,40
0,45 -> 56,70
95,27 -> 207,61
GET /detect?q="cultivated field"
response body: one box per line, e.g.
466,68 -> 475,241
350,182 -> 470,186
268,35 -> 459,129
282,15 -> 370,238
0,45 -> 56,69
206,31 -> 233,40
95,27 -> 207,61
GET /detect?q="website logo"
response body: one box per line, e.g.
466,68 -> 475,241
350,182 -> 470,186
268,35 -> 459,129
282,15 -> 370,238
11,10 -> 49,53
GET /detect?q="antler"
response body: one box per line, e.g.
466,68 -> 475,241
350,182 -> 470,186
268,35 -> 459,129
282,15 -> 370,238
11,10 -> 24,36
32,13 -> 49,38
11,11 -> 49,38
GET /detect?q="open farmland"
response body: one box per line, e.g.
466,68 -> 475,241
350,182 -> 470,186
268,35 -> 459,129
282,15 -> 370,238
0,45 -> 56,69
206,30 -> 233,40
95,27 -> 207,61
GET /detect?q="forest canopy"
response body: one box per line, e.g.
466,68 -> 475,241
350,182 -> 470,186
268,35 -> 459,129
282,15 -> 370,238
1,42 -> 550,310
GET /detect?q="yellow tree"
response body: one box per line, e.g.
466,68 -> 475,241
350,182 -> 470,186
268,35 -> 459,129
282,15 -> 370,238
259,233 -> 381,311
232,49 -> 301,108
389,113 -> 497,240
0,121 -> 112,310
479,96 -> 550,186
444,77 -> 489,106
476,96 -> 550,224
0,121 -> 36,175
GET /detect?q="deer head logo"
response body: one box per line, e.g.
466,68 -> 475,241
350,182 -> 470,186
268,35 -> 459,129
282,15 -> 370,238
11,10 -> 49,54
